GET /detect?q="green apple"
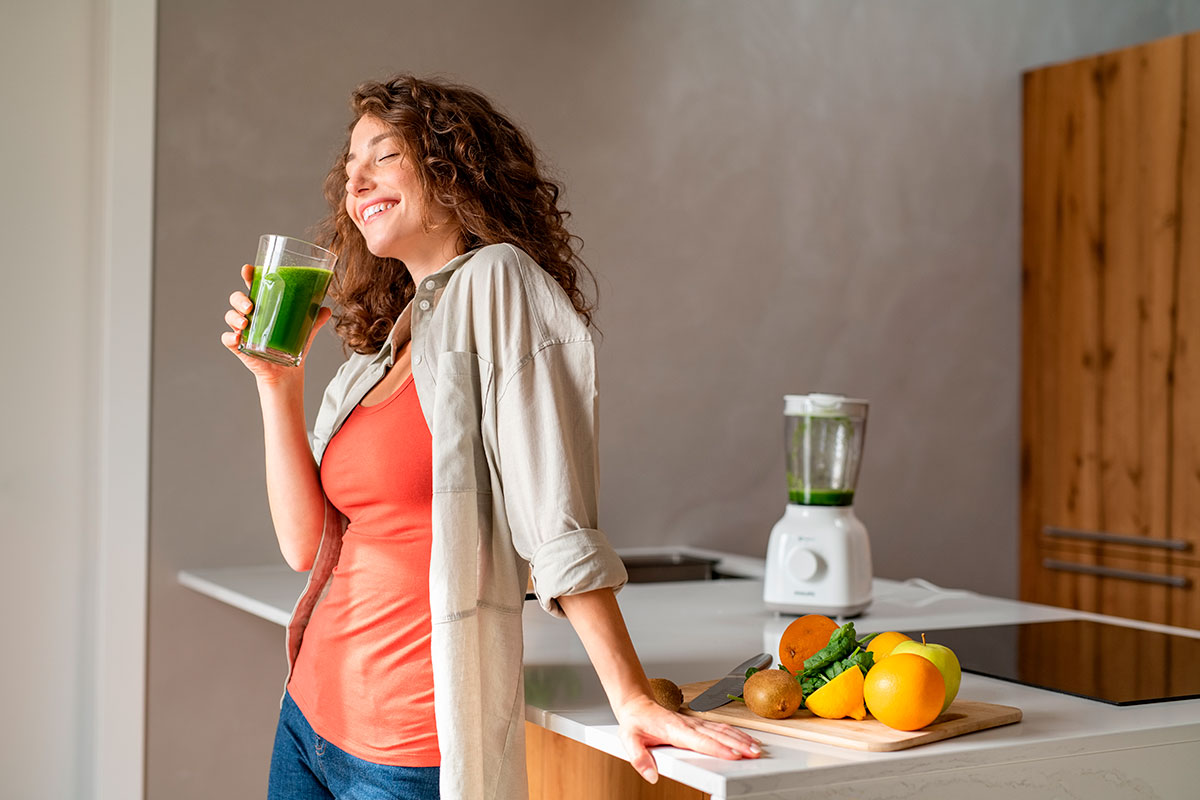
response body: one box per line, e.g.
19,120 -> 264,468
892,634 -> 961,713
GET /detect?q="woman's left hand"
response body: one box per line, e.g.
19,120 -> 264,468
613,694 -> 762,784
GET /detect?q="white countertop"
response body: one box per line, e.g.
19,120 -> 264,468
180,559 -> 1200,799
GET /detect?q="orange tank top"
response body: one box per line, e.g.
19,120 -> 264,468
287,373 -> 439,766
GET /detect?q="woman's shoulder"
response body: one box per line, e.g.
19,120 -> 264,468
447,243 -> 590,344
452,243 -> 567,309
455,242 -> 537,285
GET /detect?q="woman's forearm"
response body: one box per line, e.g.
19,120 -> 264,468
559,586 -> 761,784
557,588 -> 654,715
257,377 -> 326,571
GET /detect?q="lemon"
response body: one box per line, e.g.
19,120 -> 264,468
804,666 -> 866,721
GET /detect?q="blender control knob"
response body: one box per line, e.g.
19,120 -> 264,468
787,547 -> 821,581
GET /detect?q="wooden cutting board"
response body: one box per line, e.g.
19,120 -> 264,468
679,680 -> 1022,752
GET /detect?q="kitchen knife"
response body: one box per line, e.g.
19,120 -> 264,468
687,652 -> 775,712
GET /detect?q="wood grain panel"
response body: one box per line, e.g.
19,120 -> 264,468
1096,38 -> 1182,624
1020,66 -> 1048,603
1097,39 -> 1178,542
525,722 -> 708,800
1173,30 -> 1200,632
1022,31 -> 1200,629
1021,53 -> 1104,613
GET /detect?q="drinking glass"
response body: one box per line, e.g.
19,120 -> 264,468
238,235 -> 336,367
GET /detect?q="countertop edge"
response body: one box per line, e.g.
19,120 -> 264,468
177,567 -> 294,627
178,560 -> 1200,799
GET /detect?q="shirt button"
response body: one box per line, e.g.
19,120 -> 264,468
419,299 -> 431,311
413,354 -> 423,366
425,280 -> 436,290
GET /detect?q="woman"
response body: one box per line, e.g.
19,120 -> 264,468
222,75 -> 760,800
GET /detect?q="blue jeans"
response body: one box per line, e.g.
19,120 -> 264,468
268,690 -> 440,800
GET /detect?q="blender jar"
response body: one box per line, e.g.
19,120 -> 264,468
784,393 -> 868,506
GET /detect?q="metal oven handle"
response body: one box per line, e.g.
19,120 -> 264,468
1042,558 -> 1191,588
1043,525 -> 1192,552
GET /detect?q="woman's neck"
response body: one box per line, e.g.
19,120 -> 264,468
403,227 -> 464,286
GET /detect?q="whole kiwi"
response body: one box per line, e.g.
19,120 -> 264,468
649,678 -> 683,712
743,669 -> 803,719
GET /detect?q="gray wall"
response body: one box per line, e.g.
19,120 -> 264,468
150,1 -> 1200,797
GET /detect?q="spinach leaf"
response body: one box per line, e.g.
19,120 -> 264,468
822,648 -> 874,682
801,646 -> 875,696
801,622 -> 857,676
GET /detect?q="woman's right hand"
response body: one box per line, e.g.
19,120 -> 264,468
220,264 -> 331,387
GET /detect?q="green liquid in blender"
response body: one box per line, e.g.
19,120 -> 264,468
788,489 -> 855,506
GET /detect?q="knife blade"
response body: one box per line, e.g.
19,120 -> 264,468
687,652 -> 775,712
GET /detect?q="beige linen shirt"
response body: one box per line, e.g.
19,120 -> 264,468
283,243 -> 628,800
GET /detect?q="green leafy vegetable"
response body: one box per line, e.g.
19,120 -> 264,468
824,648 -> 874,681
794,623 -> 877,695
801,622 -> 857,675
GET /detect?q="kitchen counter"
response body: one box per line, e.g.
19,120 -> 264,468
180,562 -> 1200,799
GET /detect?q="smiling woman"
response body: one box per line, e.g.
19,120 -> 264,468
219,74 -> 762,800
317,77 -> 596,357
341,117 -> 458,283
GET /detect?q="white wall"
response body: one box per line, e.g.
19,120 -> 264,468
0,1 -> 154,798
0,2 -> 100,796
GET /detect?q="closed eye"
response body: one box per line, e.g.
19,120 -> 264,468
378,153 -> 400,163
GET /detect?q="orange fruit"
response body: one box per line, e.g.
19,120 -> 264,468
778,614 -> 840,674
805,666 -> 866,720
863,653 -> 945,731
866,631 -> 912,661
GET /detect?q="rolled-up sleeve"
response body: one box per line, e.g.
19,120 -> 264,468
496,338 -> 627,616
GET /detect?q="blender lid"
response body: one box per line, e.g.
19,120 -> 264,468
784,393 -> 869,417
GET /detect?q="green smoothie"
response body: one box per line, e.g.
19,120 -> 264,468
788,488 -> 855,506
239,265 -> 333,365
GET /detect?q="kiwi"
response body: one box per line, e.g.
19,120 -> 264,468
649,678 -> 683,712
743,669 -> 803,719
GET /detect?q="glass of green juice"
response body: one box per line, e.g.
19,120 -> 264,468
237,234 -> 337,367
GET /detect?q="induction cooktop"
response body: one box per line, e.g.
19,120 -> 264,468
903,619 -> 1200,706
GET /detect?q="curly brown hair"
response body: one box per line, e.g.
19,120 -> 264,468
315,74 -> 596,354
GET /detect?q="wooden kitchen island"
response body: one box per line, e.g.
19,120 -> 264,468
181,565 -> 1200,799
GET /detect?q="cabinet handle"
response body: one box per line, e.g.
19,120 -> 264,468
1043,525 -> 1192,552
1042,558 -> 1191,588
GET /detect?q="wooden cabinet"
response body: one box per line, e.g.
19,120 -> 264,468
526,723 -> 707,800
1021,31 -> 1200,628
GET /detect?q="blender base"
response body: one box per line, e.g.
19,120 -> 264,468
764,597 -> 872,618
762,504 -> 874,618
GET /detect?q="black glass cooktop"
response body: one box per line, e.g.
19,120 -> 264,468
903,620 -> 1200,706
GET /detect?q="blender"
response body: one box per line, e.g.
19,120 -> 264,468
763,393 -> 873,616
